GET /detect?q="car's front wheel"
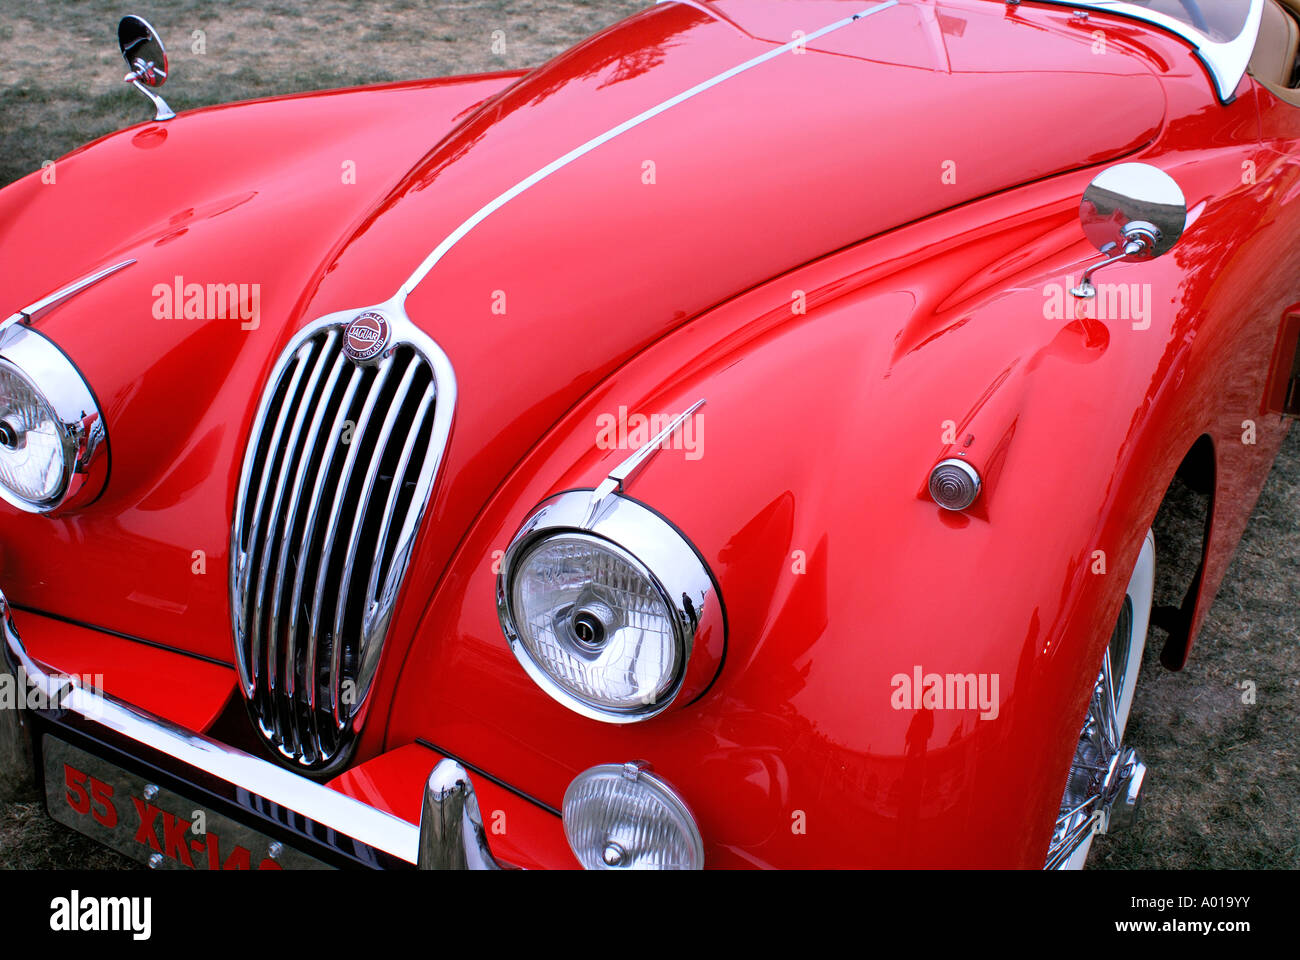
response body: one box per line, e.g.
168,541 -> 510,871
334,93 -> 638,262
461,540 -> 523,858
1046,529 -> 1156,869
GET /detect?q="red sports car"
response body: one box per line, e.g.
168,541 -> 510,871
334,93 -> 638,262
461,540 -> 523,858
0,0 -> 1295,869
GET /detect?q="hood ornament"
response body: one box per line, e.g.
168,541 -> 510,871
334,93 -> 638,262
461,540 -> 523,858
342,311 -> 392,363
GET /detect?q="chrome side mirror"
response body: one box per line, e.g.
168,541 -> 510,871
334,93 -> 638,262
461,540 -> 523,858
118,15 -> 175,122
1070,163 -> 1186,299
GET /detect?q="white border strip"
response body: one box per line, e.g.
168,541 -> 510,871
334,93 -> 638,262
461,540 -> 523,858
395,1 -> 898,301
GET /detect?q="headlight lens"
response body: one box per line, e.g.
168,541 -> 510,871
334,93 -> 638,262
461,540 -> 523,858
511,533 -> 680,712
0,326 -> 107,513
563,762 -> 703,870
0,362 -> 67,505
498,491 -> 724,723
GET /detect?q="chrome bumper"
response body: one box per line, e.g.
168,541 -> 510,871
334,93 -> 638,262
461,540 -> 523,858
0,587 -> 507,869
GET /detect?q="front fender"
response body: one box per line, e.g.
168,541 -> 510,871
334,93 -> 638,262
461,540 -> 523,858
379,156 -> 1257,866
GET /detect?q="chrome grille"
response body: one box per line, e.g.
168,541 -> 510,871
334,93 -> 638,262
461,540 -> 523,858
230,314 -> 451,773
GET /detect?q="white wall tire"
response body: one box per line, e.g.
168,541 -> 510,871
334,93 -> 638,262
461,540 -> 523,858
1048,529 -> 1156,870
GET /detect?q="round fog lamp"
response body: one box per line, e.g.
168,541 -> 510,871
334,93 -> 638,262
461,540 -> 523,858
563,762 -> 703,870
928,457 -> 981,511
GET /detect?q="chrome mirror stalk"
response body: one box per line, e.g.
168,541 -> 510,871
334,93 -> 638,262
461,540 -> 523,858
126,79 -> 176,123
1071,229 -> 1154,300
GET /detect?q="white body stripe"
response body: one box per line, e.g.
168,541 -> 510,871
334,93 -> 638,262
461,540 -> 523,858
395,1 -> 898,301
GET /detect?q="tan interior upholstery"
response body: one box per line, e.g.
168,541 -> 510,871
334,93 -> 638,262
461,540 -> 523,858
1249,0 -> 1300,88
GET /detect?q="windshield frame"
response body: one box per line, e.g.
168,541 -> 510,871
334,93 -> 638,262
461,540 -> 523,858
1024,0 -> 1264,102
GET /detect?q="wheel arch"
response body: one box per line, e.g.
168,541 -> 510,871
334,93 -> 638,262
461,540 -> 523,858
1149,433 -> 1216,670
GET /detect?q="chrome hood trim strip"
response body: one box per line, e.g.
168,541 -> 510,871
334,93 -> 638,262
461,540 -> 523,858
394,1 -> 899,302
0,259 -> 136,336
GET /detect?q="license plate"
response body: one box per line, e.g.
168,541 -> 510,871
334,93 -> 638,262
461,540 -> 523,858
43,736 -> 331,870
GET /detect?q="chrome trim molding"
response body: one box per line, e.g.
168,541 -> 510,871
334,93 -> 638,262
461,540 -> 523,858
0,585 -> 420,864
584,398 -> 705,526
394,2 -> 899,300
230,298 -> 456,774
417,759 -> 509,869
0,259 -> 136,337
0,325 -> 110,513
496,489 -> 721,723
1030,0 -> 1264,102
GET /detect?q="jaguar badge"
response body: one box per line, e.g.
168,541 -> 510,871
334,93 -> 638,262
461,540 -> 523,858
343,312 -> 390,363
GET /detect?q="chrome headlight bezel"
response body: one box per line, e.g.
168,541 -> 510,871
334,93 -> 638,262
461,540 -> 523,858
0,324 -> 108,514
496,490 -> 725,723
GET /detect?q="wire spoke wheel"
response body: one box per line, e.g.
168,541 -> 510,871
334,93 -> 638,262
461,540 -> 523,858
1046,530 -> 1155,870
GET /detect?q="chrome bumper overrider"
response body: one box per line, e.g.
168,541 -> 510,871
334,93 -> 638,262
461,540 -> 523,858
0,641 -> 30,802
0,587 -> 507,869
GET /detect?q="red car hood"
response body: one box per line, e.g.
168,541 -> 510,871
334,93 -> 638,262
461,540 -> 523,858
0,0 -> 1164,664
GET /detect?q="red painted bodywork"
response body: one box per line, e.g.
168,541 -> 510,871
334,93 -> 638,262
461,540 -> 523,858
0,0 -> 1293,867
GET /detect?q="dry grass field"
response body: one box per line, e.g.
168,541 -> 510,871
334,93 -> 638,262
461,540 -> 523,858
0,0 -> 1296,870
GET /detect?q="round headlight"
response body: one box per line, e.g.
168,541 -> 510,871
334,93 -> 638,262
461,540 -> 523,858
0,362 -> 67,505
0,326 -> 107,513
511,533 -> 680,711
563,762 -> 704,870
497,491 -> 724,722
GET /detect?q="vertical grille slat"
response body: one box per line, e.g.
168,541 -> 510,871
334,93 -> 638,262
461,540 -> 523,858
365,382 -> 436,611
253,335 -> 336,705
355,383 -> 438,703
268,347 -> 346,682
231,319 -> 450,773
236,348 -> 314,689
329,358 -> 422,728
310,360 -> 393,729
286,364 -> 365,760
266,346 -> 348,760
